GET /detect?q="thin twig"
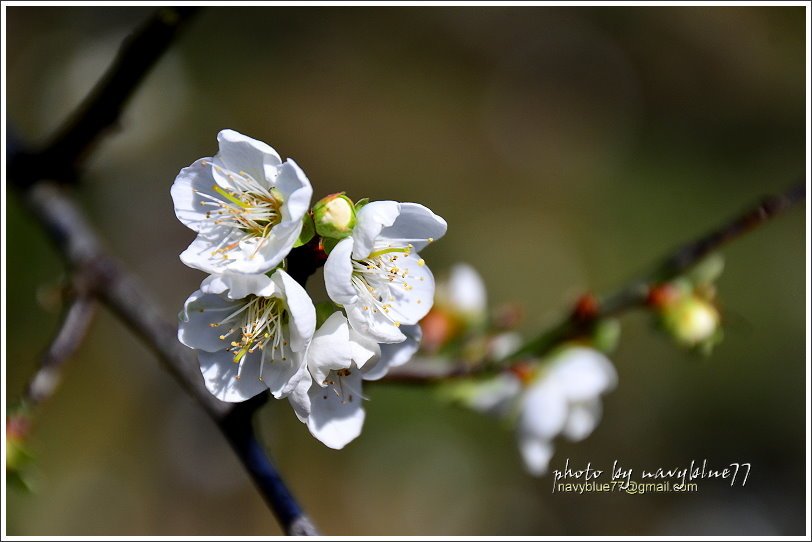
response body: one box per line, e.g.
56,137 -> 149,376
382,181 -> 806,382
25,293 -> 97,407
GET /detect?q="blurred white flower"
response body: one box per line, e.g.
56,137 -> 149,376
303,312 -> 422,449
436,263 -> 487,323
178,269 -> 315,414
421,262 -> 491,353
324,201 -> 446,344
172,129 -> 313,275
455,346 -> 617,476
517,347 -> 617,475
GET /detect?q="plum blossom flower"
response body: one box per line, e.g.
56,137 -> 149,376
178,269 -> 316,414
324,201 -> 447,344
457,346 -> 617,476
302,312 -> 422,448
171,129 -> 313,275
516,347 -> 617,475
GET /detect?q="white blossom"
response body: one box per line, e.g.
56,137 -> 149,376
436,263 -> 487,323
517,347 -> 617,475
324,201 -> 446,344
172,129 -> 313,275
302,312 -> 422,449
178,269 -> 316,413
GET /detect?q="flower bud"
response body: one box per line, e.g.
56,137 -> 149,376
312,193 -> 357,239
661,295 -> 720,346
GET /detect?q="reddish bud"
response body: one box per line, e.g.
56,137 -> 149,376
6,414 -> 31,442
573,293 -> 599,322
419,309 -> 459,353
647,283 -> 679,308
508,361 -> 535,385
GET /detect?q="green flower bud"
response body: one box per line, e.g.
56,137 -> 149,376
662,295 -> 720,347
313,193 -> 357,239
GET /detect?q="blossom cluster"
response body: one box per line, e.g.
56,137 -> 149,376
172,130 -> 446,448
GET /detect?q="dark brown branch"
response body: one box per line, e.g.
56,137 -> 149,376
382,181 -> 806,382
8,7 -> 200,188
7,7 -> 318,535
24,293 -> 97,407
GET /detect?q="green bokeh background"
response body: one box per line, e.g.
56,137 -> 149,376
5,6 -> 807,535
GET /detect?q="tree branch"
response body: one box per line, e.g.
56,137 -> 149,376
8,7 -> 200,188
382,181 -> 806,382
8,7 -> 318,535
24,292 -> 97,407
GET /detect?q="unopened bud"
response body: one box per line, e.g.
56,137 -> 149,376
662,295 -> 720,346
313,193 -> 356,239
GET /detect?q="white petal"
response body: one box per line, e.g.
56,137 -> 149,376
352,201 -> 400,258
274,159 -> 312,223
386,252 -> 435,325
345,301 -> 406,344
201,273 -> 276,299
231,220 -> 301,274
518,435 -> 555,476
519,379 -> 568,440
348,328 -> 381,370
307,312 -> 353,386
378,202 -> 447,252
446,264 -> 486,315
288,371 -> 312,423
178,291 -> 242,352
179,227 -> 245,275
487,332 -> 523,361
562,399 -> 603,442
171,158 -> 220,233
198,350 -> 268,403
362,324 -> 420,381
271,269 -> 316,352
263,347 -> 308,399
548,347 -> 618,402
306,368 -> 366,449
323,238 -> 358,306
213,129 -> 281,190
464,372 -> 522,415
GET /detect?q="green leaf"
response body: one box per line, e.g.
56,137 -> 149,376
293,213 -> 315,248
686,253 -> 725,286
315,302 -> 341,328
321,236 -> 340,254
354,197 -> 370,211
591,318 -> 622,354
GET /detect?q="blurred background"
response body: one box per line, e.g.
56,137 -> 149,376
4,6 -> 807,536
